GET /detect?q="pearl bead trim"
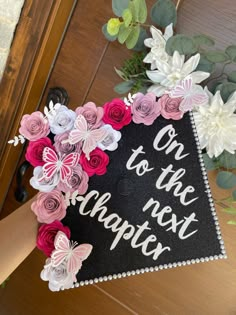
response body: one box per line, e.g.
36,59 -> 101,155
64,112 -> 227,291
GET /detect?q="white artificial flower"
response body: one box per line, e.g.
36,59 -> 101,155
97,124 -> 121,151
48,105 -> 76,135
30,166 -> 60,192
193,90 -> 236,158
146,51 -> 210,97
40,258 -> 75,292
143,24 -> 173,70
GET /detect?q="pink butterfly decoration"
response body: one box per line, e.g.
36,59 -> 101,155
51,231 -> 93,274
170,77 -> 208,112
63,115 -> 108,160
41,147 -> 80,182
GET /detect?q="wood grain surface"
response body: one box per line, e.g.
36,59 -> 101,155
1,0 -> 236,314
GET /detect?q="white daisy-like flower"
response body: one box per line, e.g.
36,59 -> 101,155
143,24 -> 173,70
146,51 -> 210,97
193,89 -> 236,158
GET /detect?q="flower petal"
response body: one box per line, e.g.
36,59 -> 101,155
163,23 -> 173,41
190,71 -> 210,84
144,38 -> 154,48
148,84 -> 166,97
181,53 -> 200,76
146,70 -> 166,83
172,51 -> 185,69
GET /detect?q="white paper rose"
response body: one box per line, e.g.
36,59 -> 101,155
30,166 -> 60,192
97,124 -> 121,151
40,258 -> 75,292
48,105 -> 76,135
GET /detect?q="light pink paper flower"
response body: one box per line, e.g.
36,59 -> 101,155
57,165 -> 89,193
158,94 -> 183,120
31,190 -> 67,224
19,111 -> 50,141
54,131 -> 81,156
75,102 -> 104,129
131,92 -> 161,125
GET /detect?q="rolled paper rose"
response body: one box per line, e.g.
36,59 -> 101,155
31,190 -> 67,224
48,105 -> 76,135
97,124 -> 121,151
158,94 -> 183,120
54,131 -> 81,156
40,258 -> 75,291
57,165 -> 89,193
131,92 -> 161,125
37,221 -> 71,257
75,102 -> 104,129
80,147 -> 109,176
30,166 -> 60,192
19,111 -> 50,141
102,98 -> 131,130
25,137 -> 55,167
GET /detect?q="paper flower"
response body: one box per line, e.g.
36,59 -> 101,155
102,98 -> 132,130
40,258 -> 75,292
30,166 -> 60,192
75,102 -> 104,129
37,221 -> 71,257
169,77 -> 208,112
158,94 -> 183,120
31,190 -> 67,224
131,92 -> 161,125
19,111 -> 50,141
146,52 -> 210,97
25,137 -> 55,167
54,131 -> 82,155
97,124 -> 121,151
57,165 -> 89,194
143,24 -> 173,70
80,147 -> 109,176
48,105 -> 76,135
193,90 -> 236,158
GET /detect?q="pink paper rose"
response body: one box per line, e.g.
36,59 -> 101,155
25,137 -> 55,167
37,221 -> 71,257
131,92 -> 161,125
57,165 -> 89,193
80,148 -> 109,176
102,98 -> 131,130
158,94 -> 183,120
75,102 -> 104,129
31,190 -> 67,224
54,131 -> 81,156
19,111 -> 50,141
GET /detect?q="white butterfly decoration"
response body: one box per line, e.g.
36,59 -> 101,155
63,115 -> 108,160
51,231 -> 93,274
169,77 -> 208,112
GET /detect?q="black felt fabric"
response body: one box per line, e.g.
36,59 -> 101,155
62,113 -> 222,282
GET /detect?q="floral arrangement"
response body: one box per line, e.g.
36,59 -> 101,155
8,0 -> 236,291
103,0 -> 236,221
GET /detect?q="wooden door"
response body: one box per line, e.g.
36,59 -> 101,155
0,0 -> 77,212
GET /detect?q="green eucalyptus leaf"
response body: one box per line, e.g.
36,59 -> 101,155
125,24 -> 140,49
232,190 -> 236,201
202,153 -> 217,171
118,24 -> 132,44
227,220 -> 236,225
196,55 -> 215,73
193,34 -> 215,47
102,24 -> 118,42
114,67 -> 127,80
129,0 -> 147,23
222,207 -> 236,215
112,0 -> 130,17
218,151 -> 236,169
225,45 -> 236,62
166,34 -> 197,55
114,80 -> 134,94
205,51 -> 229,63
216,171 -> 236,189
122,8 -> 132,27
133,27 -> 148,51
228,71 -> 236,83
219,82 -> 236,102
151,0 -> 177,28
